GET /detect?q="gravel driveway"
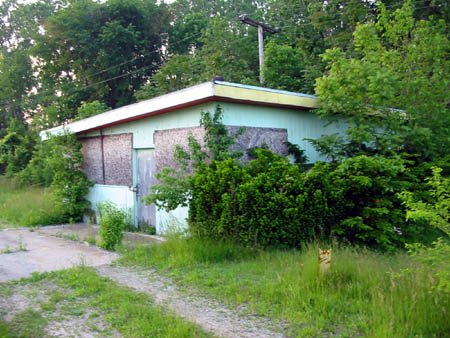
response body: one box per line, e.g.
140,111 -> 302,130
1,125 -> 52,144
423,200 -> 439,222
0,227 -> 118,282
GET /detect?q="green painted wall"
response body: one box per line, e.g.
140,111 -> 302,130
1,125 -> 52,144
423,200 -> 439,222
218,102 -> 345,163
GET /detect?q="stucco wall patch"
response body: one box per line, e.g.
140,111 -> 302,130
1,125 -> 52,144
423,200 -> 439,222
80,133 -> 132,186
103,134 -> 133,186
229,126 -> 288,162
154,127 -> 205,173
79,137 -> 103,184
154,126 -> 288,173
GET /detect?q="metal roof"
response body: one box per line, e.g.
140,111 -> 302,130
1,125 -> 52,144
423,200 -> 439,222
40,81 -> 317,140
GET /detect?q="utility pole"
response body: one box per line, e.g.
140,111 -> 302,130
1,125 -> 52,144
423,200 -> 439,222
239,14 -> 280,86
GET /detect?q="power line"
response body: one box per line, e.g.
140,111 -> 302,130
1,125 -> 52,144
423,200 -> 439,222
83,31 -> 204,80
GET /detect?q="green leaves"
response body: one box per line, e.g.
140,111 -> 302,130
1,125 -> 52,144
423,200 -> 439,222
32,0 -> 170,120
399,167 -> 450,236
98,201 -> 129,250
46,133 -> 93,220
315,1 -> 450,161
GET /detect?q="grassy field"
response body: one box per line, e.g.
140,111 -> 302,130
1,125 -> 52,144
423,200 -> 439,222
119,235 -> 450,338
0,267 -> 211,338
0,177 -> 66,229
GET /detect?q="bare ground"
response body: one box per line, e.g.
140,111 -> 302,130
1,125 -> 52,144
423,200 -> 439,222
0,227 -> 119,282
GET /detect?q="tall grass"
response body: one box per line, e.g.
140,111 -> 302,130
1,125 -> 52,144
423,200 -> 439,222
120,235 -> 450,337
0,176 -> 66,228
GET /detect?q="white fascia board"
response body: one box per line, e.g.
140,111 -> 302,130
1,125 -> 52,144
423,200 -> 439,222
40,82 -> 215,140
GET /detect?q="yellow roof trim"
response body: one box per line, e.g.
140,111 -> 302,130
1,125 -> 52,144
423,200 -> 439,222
213,83 -> 317,109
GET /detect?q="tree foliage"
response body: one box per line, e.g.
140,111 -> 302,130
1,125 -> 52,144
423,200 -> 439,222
399,167 -> 450,293
314,1 -> 450,161
400,167 -> 450,235
0,119 -> 36,176
31,0 -> 170,124
47,133 -> 93,220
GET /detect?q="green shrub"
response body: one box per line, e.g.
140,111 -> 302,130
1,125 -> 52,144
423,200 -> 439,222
17,139 -> 54,186
329,155 -> 409,251
98,202 -> 129,250
47,133 -> 93,220
399,167 -> 450,293
0,119 -> 37,176
189,153 -> 418,250
13,132 -> 93,221
147,108 -> 431,250
189,149 -> 342,248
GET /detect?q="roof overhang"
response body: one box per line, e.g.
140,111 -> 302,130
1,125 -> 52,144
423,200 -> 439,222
40,81 -> 317,140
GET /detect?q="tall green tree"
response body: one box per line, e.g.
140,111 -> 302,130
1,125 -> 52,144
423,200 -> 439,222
0,119 -> 36,176
32,0 -> 170,125
0,49 -> 35,132
313,1 -> 450,161
169,0 -> 264,23
0,0 -> 63,132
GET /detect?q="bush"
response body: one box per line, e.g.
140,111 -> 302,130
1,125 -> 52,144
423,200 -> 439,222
329,155 -> 409,251
188,153 -> 415,250
17,139 -> 54,186
399,167 -> 450,293
0,119 -> 37,176
98,202 -> 129,250
47,133 -> 93,220
147,108 -> 437,250
188,149 -> 342,248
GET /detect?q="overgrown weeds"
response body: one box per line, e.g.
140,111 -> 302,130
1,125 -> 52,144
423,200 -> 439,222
98,201 -> 130,251
1,235 -> 27,254
120,236 -> 450,337
0,177 -> 66,228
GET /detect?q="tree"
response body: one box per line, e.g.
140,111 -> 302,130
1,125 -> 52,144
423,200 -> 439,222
135,54 -> 207,100
0,119 -> 36,176
0,49 -> 35,132
0,0 -> 64,131
167,13 -> 208,55
32,0 -> 170,125
169,0 -> 264,23
73,101 -> 110,122
313,1 -> 450,161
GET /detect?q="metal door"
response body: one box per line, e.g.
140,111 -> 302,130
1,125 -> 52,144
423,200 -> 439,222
136,149 -> 156,228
